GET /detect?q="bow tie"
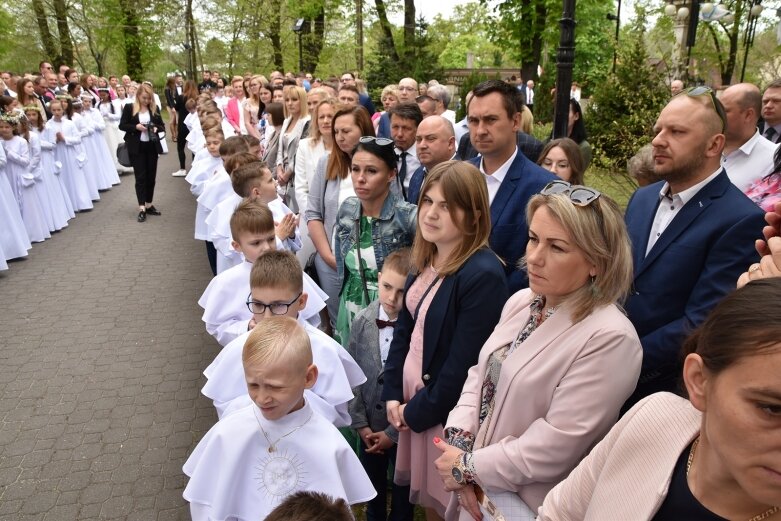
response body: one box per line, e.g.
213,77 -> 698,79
376,319 -> 397,329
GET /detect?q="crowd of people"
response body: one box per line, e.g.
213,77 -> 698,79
3,61 -> 781,521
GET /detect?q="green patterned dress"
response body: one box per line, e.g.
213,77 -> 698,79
334,215 -> 379,345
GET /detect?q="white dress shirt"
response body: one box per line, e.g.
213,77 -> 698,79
377,306 -> 395,366
479,147 -> 518,205
722,130 -> 778,190
397,143 -> 421,191
646,168 -> 722,255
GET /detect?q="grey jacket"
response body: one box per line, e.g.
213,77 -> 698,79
304,153 -> 340,244
346,300 -> 399,442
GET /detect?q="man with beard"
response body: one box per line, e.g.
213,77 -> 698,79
622,88 -> 765,410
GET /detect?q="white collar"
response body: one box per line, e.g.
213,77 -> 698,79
658,168 -> 722,205
479,147 -> 518,181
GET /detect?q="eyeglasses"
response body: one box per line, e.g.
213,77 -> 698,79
359,136 -> 394,147
398,86 -> 416,92
679,86 -> 727,133
245,292 -> 302,315
540,180 -> 601,206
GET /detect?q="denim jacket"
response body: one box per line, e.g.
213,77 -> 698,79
334,191 -> 417,290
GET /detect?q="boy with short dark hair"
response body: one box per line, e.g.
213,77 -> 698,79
199,199 -> 324,347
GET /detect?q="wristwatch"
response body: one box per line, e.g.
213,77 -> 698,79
451,454 -> 468,485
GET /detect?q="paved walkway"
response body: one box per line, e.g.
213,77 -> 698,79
0,146 -> 219,520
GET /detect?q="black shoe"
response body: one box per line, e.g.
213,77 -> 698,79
145,205 -> 161,216
137,210 -> 146,222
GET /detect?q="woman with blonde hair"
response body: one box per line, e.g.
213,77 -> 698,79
275,85 -> 310,212
243,75 -> 267,141
295,97 -> 336,265
119,83 -> 165,222
373,84 -> 399,133
305,105 -> 374,328
383,161 -> 510,520
432,180 -> 642,520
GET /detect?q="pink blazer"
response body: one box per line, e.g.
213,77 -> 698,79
225,98 -> 240,130
537,393 -> 701,520
444,289 -> 642,514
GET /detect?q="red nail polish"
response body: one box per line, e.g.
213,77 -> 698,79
433,436 -> 441,443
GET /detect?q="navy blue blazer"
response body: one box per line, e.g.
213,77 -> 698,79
381,249 -> 509,432
359,93 -> 376,117
470,150 -> 557,293
406,165 -> 425,204
377,112 -> 391,139
624,171 -> 764,385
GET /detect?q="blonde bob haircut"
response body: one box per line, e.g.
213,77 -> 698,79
283,85 -> 309,119
410,160 -> 493,276
242,316 -> 312,373
132,83 -> 159,116
523,191 -> 633,323
309,97 -> 337,144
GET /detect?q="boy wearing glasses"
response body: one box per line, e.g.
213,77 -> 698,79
199,198 -> 325,347
201,247 -> 365,425
184,317 -> 375,521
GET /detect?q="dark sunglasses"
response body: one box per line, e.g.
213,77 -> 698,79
540,180 -> 601,206
678,86 -> 727,133
359,136 -> 394,147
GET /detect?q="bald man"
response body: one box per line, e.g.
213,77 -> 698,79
623,90 -> 765,409
378,77 -> 419,138
406,116 -> 457,203
720,83 -> 778,191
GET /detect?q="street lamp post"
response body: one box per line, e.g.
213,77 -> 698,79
554,0 -> 577,139
740,0 -> 764,81
292,19 -> 308,73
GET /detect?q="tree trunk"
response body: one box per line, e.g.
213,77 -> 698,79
52,0 -> 74,66
355,0 -> 363,71
31,0 -> 59,65
403,0 -> 415,62
521,0 -> 547,81
268,0 -> 284,70
373,0 -> 399,62
303,9 -> 326,73
118,0 -> 143,79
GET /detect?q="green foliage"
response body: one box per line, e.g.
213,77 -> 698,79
586,6 -> 668,171
427,3 -> 509,70
364,16 -> 442,102
455,70 -> 499,121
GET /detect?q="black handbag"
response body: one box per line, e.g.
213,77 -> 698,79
117,143 -> 131,167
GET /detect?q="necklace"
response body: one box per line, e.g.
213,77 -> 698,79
253,407 -> 313,453
687,437 -> 780,521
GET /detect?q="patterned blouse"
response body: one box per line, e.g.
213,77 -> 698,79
445,295 -> 557,483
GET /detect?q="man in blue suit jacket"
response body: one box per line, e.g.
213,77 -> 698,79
466,80 -> 557,292
623,90 -> 765,409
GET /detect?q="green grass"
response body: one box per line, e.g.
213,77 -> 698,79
584,167 -> 637,210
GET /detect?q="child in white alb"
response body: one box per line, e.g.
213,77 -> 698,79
201,247 -> 363,426
199,197 -> 324,346
183,315 -> 375,520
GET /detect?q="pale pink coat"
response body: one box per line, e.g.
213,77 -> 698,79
444,289 -> 642,518
537,392 -> 701,520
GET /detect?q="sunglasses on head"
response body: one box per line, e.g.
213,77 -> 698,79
540,180 -> 601,206
359,136 -> 394,147
677,86 -> 727,133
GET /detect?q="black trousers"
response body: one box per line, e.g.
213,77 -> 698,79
359,442 -> 414,521
131,141 -> 159,205
177,119 -> 189,169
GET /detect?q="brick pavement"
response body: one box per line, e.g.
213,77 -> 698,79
0,146 -> 220,520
